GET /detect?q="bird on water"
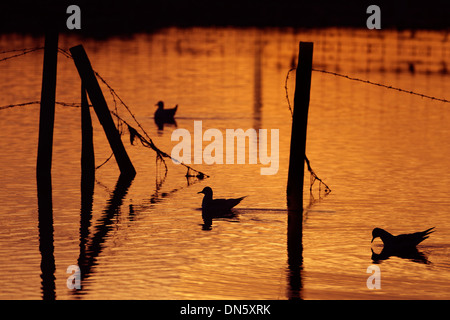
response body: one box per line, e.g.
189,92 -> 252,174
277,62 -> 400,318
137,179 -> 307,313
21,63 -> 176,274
371,227 -> 435,249
198,187 -> 245,214
198,187 -> 246,230
154,101 -> 177,129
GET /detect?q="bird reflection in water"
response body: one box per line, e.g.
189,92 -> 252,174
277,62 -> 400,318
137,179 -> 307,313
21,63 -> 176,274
198,186 -> 245,230
371,246 -> 431,264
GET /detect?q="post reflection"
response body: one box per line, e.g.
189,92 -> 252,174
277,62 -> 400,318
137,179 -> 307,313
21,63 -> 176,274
75,174 -> 134,294
37,174 -> 56,300
287,209 -> 303,299
79,84 -> 95,277
253,34 -> 263,131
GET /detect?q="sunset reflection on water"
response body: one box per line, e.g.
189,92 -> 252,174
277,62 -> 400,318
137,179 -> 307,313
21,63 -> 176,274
0,27 -> 449,299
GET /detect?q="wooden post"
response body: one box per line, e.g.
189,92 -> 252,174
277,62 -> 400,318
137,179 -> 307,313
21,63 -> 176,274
36,30 -> 58,301
286,42 -> 314,212
286,42 -> 313,300
36,31 -> 58,180
81,84 -> 95,184
70,45 -> 136,178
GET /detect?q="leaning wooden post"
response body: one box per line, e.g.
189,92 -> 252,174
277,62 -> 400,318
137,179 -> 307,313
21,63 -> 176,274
70,45 -> 136,178
287,42 -> 314,212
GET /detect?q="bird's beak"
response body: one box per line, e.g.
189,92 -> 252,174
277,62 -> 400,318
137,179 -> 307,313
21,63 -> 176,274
371,237 -> 375,243
197,191 -> 203,194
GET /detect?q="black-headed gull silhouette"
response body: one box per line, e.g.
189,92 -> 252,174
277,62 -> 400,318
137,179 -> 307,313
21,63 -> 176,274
154,101 -> 177,130
198,187 -> 245,229
371,227 -> 435,248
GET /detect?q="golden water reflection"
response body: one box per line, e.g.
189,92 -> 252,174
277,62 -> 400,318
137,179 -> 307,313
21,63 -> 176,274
0,27 -> 450,299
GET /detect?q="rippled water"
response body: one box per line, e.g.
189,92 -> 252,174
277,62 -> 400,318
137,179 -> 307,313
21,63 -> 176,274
1,27 -> 450,299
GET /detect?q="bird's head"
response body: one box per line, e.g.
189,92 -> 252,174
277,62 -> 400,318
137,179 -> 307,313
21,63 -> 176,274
371,227 -> 384,243
155,101 -> 164,109
198,186 -> 213,197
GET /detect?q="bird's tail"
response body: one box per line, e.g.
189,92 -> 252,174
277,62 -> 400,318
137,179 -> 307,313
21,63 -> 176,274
235,196 -> 246,203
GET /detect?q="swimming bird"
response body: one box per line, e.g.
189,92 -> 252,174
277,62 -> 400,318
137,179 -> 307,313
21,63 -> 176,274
371,227 -> 435,249
155,101 -> 177,120
198,186 -> 245,221
154,101 -> 177,129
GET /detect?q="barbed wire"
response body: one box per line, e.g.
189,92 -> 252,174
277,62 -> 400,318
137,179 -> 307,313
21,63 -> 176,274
0,47 -> 44,62
284,64 -> 448,196
312,68 -> 450,104
283,65 -> 449,196
0,98 -> 209,178
2,46 -> 449,105
285,67 -> 450,111
0,46 -> 210,179
284,67 -> 296,116
2,46 -> 448,188
0,101 -> 40,110
0,101 -> 84,111
284,67 -> 332,195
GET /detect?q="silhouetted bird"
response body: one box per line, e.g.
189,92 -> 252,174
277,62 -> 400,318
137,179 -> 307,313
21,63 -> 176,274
371,227 -> 435,249
198,187 -> 245,213
198,187 -> 246,229
154,101 -> 177,130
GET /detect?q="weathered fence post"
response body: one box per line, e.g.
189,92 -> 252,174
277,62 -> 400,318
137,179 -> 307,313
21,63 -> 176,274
286,42 -> 313,300
36,32 -> 58,180
70,45 -> 136,178
36,30 -> 58,301
287,41 -> 314,211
